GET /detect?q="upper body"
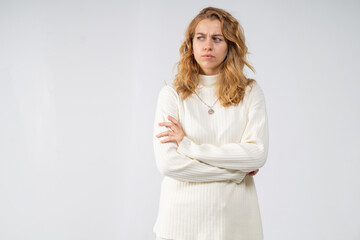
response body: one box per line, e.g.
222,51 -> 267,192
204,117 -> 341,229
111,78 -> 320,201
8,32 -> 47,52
152,73 -> 269,240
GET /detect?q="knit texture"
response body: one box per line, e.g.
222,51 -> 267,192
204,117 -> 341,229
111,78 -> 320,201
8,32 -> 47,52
153,73 -> 269,240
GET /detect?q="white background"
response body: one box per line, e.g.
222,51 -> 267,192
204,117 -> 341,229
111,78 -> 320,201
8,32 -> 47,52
1,0 -> 359,239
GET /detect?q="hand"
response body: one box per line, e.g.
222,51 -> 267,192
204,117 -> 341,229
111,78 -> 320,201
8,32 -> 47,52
246,169 -> 259,177
156,115 -> 185,147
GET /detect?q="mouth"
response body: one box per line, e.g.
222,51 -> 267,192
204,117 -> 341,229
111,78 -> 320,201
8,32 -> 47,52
202,55 -> 215,58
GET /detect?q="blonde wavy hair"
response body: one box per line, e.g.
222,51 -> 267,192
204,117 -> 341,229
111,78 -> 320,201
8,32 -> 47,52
173,6 -> 256,107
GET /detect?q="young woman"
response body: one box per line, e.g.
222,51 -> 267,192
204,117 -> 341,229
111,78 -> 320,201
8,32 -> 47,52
153,6 -> 269,240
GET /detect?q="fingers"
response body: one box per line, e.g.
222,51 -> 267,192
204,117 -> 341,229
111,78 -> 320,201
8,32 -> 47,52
158,121 -> 175,130
155,130 -> 173,138
158,115 -> 181,132
156,131 -> 173,143
167,115 -> 180,126
157,115 -> 184,145
246,169 -> 259,176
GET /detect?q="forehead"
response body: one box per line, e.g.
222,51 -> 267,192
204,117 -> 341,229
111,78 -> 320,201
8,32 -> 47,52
194,19 -> 222,34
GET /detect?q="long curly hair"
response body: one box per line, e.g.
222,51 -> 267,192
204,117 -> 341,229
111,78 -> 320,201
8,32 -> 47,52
173,6 -> 256,107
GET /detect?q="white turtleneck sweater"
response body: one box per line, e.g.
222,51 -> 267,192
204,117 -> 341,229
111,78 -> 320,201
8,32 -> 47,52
152,73 -> 269,240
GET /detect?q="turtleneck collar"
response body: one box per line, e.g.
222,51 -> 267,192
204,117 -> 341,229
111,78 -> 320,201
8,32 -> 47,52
199,73 -> 220,86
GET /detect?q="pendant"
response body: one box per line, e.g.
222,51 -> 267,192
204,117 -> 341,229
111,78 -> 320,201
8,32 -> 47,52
208,108 -> 214,114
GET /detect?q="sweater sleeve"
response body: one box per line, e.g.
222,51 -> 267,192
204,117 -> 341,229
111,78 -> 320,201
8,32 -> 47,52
153,85 -> 247,183
176,83 -> 269,172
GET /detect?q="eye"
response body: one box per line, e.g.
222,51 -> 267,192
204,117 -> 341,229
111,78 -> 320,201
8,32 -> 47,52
214,37 -> 222,42
197,36 -> 204,40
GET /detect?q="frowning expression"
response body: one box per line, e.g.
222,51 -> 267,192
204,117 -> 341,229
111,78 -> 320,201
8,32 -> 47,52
192,19 -> 228,75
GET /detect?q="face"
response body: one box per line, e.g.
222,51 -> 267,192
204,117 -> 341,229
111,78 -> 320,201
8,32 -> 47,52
192,18 -> 228,75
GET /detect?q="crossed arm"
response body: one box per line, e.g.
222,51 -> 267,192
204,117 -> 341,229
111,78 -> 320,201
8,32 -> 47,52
176,83 -> 269,172
153,85 -> 246,183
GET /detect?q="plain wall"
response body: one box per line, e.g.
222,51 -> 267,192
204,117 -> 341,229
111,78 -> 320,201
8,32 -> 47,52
1,0 -> 359,239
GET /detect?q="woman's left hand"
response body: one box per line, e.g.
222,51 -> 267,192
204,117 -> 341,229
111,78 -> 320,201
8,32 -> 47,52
156,115 -> 185,147
246,169 -> 259,176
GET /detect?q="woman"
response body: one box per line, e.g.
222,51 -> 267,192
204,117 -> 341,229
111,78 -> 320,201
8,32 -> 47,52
153,6 -> 269,240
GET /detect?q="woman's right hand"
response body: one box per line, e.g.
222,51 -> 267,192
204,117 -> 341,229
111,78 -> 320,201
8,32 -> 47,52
246,169 -> 259,176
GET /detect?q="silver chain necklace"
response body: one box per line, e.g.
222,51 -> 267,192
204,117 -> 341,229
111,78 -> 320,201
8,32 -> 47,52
193,90 -> 219,114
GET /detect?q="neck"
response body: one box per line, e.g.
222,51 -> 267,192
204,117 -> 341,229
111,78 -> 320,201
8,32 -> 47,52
199,73 -> 220,86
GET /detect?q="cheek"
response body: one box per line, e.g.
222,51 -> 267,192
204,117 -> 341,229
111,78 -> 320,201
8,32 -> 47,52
193,48 -> 202,60
193,43 -> 200,54
221,46 -> 228,57
222,44 -> 228,53
214,44 -> 227,55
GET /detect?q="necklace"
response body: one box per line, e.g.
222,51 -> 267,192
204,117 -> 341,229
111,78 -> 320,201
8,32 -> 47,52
194,90 -> 219,114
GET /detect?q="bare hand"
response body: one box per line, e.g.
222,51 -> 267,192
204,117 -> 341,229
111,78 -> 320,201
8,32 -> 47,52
156,115 -> 185,147
246,169 -> 259,177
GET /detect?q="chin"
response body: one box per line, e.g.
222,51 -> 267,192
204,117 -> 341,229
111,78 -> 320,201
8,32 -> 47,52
200,64 -> 220,70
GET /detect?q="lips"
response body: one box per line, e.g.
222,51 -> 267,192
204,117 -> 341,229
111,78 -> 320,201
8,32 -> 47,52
202,54 -> 214,58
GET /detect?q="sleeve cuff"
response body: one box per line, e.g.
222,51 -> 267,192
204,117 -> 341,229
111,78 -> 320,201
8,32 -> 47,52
177,135 -> 192,155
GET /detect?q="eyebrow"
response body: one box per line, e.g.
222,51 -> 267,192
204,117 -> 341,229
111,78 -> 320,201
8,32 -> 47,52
196,32 -> 224,37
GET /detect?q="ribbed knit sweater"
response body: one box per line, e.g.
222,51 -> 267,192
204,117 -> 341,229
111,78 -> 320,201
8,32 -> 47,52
152,73 -> 269,240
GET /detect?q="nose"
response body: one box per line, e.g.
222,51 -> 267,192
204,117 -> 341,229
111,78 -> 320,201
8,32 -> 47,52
203,38 -> 213,51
